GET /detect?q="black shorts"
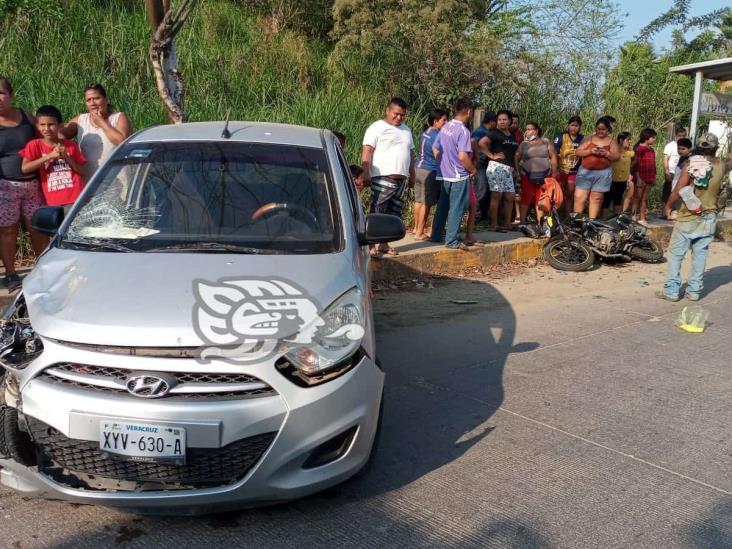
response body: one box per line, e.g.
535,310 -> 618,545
370,176 -> 407,217
603,180 -> 627,208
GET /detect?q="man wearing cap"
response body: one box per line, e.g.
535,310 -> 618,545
472,112 -> 497,222
657,133 -> 730,302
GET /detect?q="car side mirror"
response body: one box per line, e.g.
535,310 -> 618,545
31,206 -> 65,236
359,214 -> 405,245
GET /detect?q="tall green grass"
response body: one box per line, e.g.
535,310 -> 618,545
0,0 -> 429,164
0,0 -> 430,259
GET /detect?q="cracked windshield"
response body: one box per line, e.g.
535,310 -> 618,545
64,142 -> 337,253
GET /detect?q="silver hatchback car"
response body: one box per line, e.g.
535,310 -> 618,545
0,122 -> 404,513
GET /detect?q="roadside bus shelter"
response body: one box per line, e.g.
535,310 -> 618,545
669,57 -> 732,143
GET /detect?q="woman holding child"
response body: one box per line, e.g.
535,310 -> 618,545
0,76 -> 48,290
63,83 -> 132,176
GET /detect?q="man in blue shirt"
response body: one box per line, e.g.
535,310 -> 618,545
472,111 -> 497,222
414,108 -> 448,239
430,99 -> 477,250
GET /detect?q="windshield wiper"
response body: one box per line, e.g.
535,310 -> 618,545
146,242 -> 272,254
61,238 -> 135,253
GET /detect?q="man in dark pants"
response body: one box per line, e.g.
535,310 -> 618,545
361,96 -> 416,257
471,112 -> 496,222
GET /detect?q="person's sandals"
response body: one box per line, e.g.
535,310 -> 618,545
684,292 -> 700,302
452,242 -> 471,251
655,290 -> 680,302
379,246 -> 399,256
415,234 -> 430,241
369,249 -> 383,259
3,273 -> 22,292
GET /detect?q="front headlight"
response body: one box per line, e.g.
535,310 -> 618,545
0,292 -> 43,370
278,288 -> 366,385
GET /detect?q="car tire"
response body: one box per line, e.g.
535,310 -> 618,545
0,403 -> 35,465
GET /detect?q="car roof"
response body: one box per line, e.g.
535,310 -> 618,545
128,121 -> 327,149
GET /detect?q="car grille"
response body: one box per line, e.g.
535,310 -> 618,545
38,363 -> 277,400
27,416 -> 276,489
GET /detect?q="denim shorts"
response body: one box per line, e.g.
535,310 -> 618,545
575,166 -> 612,193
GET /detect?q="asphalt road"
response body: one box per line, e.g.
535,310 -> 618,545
1,244 -> 731,548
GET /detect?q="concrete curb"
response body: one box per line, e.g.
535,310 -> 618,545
372,216 -> 732,281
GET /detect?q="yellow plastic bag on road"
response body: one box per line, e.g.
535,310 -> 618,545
675,305 -> 709,333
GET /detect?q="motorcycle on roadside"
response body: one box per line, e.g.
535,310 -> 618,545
541,206 -> 663,272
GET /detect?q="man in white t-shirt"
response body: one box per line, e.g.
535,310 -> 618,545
361,97 -> 415,256
663,128 -> 687,205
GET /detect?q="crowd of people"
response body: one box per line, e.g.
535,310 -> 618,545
357,96 -> 709,256
358,96 -> 731,300
0,76 -> 131,290
1,80 -> 729,301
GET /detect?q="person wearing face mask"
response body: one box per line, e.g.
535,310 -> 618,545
573,117 -> 621,219
61,83 -> 132,179
515,122 -> 558,225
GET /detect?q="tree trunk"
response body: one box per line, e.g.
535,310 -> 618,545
145,0 -> 196,124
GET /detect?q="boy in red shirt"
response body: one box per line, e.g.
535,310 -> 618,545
19,105 -> 86,209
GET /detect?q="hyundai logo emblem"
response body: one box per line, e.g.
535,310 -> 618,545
125,373 -> 176,398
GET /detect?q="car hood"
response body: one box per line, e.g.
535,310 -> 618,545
23,247 -> 363,347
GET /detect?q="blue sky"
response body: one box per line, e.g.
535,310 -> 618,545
616,0 -> 729,51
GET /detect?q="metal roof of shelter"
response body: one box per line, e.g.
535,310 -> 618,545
669,57 -> 732,81
668,57 -> 732,142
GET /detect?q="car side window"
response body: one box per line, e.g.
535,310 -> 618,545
335,144 -> 364,229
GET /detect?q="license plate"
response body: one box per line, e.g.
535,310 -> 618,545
99,421 -> 186,463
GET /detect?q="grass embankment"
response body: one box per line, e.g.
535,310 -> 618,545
1,0 -> 413,160
2,0 -> 427,262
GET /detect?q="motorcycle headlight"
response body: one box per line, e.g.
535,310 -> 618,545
0,292 -> 43,370
278,288 -> 366,385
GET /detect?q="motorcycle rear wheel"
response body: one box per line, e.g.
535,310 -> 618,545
544,237 -> 595,271
628,239 -> 663,262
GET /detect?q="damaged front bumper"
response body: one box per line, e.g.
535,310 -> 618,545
0,294 -> 384,513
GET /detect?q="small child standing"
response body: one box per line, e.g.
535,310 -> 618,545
632,128 -> 657,224
19,105 -> 86,210
605,132 -> 634,216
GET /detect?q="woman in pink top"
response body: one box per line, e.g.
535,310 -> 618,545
62,84 -> 132,178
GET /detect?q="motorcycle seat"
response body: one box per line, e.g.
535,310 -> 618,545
592,219 -> 622,230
